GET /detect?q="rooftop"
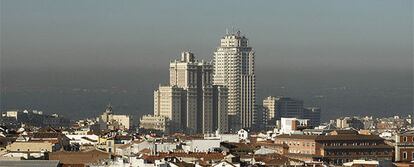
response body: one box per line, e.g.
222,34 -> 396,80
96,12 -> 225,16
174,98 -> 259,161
0,160 -> 60,167
49,149 -> 110,165
276,134 -> 384,141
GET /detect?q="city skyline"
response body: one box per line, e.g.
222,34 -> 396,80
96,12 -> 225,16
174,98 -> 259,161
0,1 -> 413,166
1,0 -> 412,121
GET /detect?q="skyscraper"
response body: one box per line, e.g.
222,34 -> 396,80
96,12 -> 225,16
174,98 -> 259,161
151,51 -> 228,134
213,31 -> 256,130
169,51 -> 214,134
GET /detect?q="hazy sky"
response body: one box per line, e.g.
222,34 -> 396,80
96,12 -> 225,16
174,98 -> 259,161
1,0 -> 412,72
0,0 -> 413,120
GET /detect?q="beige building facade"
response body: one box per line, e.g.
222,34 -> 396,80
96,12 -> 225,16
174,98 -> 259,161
99,105 -> 131,130
213,31 -> 256,130
263,96 -> 276,121
6,141 -> 54,152
154,85 -> 185,131
139,115 -> 169,132
152,52 -> 228,134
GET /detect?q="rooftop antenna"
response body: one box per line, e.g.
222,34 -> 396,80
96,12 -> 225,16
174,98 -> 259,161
226,28 -> 229,35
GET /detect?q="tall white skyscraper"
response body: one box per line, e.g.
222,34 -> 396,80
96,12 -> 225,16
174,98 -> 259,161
213,31 -> 256,130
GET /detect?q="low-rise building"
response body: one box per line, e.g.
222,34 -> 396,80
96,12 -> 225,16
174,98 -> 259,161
0,160 -> 60,167
139,115 -> 169,132
31,132 -> 70,150
343,159 -> 393,167
98,104 -> 131,131
238,129 -> 249,141
1,110 -> 70,128
336,117 -> 364,129
395,131 -> 414,162
4,141 -> 54,159
183,139 -> 221,152
49,149 -> 111,166
6,141 -> 54,152
275,130 -> 393,165
204,130 -> 242,143
280,117 -> 309,134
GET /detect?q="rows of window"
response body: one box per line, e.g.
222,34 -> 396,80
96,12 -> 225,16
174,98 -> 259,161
326,151 -> 387,156
403,136 -> 414,143
322,142 -> 378,147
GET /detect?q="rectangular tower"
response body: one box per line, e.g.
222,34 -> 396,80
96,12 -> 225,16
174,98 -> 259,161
213,31 -> 256,131
169,52 -> 216,134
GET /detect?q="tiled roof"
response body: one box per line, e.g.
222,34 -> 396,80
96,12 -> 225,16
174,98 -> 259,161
253,141 -> 288,148
253,153 -> 300,165
117,143 -> 133,149
138,148 -> 151,154
32,132 -> 61,139
114,135 -> 133,140
276,134 -> 319,140
143,152 -> 225,161
322,144 -> 393,150
277,134 -> 384,141
49,149 -> 111,165
316,134 -> 384,141
330,130 -> 359,135
400,131 -> 414,136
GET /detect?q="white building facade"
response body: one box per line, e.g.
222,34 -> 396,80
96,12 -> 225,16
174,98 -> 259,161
213,31 -> 256,131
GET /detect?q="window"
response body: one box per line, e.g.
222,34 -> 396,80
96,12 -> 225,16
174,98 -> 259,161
404,137 -> 408,142
403,152 -> 408,159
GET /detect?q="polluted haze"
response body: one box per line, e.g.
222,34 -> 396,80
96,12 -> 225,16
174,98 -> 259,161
1,0 -> 412,121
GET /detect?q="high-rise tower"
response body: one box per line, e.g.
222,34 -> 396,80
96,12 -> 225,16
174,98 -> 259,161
153,51 -> 228,134
213,31 -> 256,130
169,52 -> 214,134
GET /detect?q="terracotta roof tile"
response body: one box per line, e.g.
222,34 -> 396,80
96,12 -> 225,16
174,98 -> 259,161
143,152 -> 225,162
49,149 -> 111,165
276,134 -> 384,141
